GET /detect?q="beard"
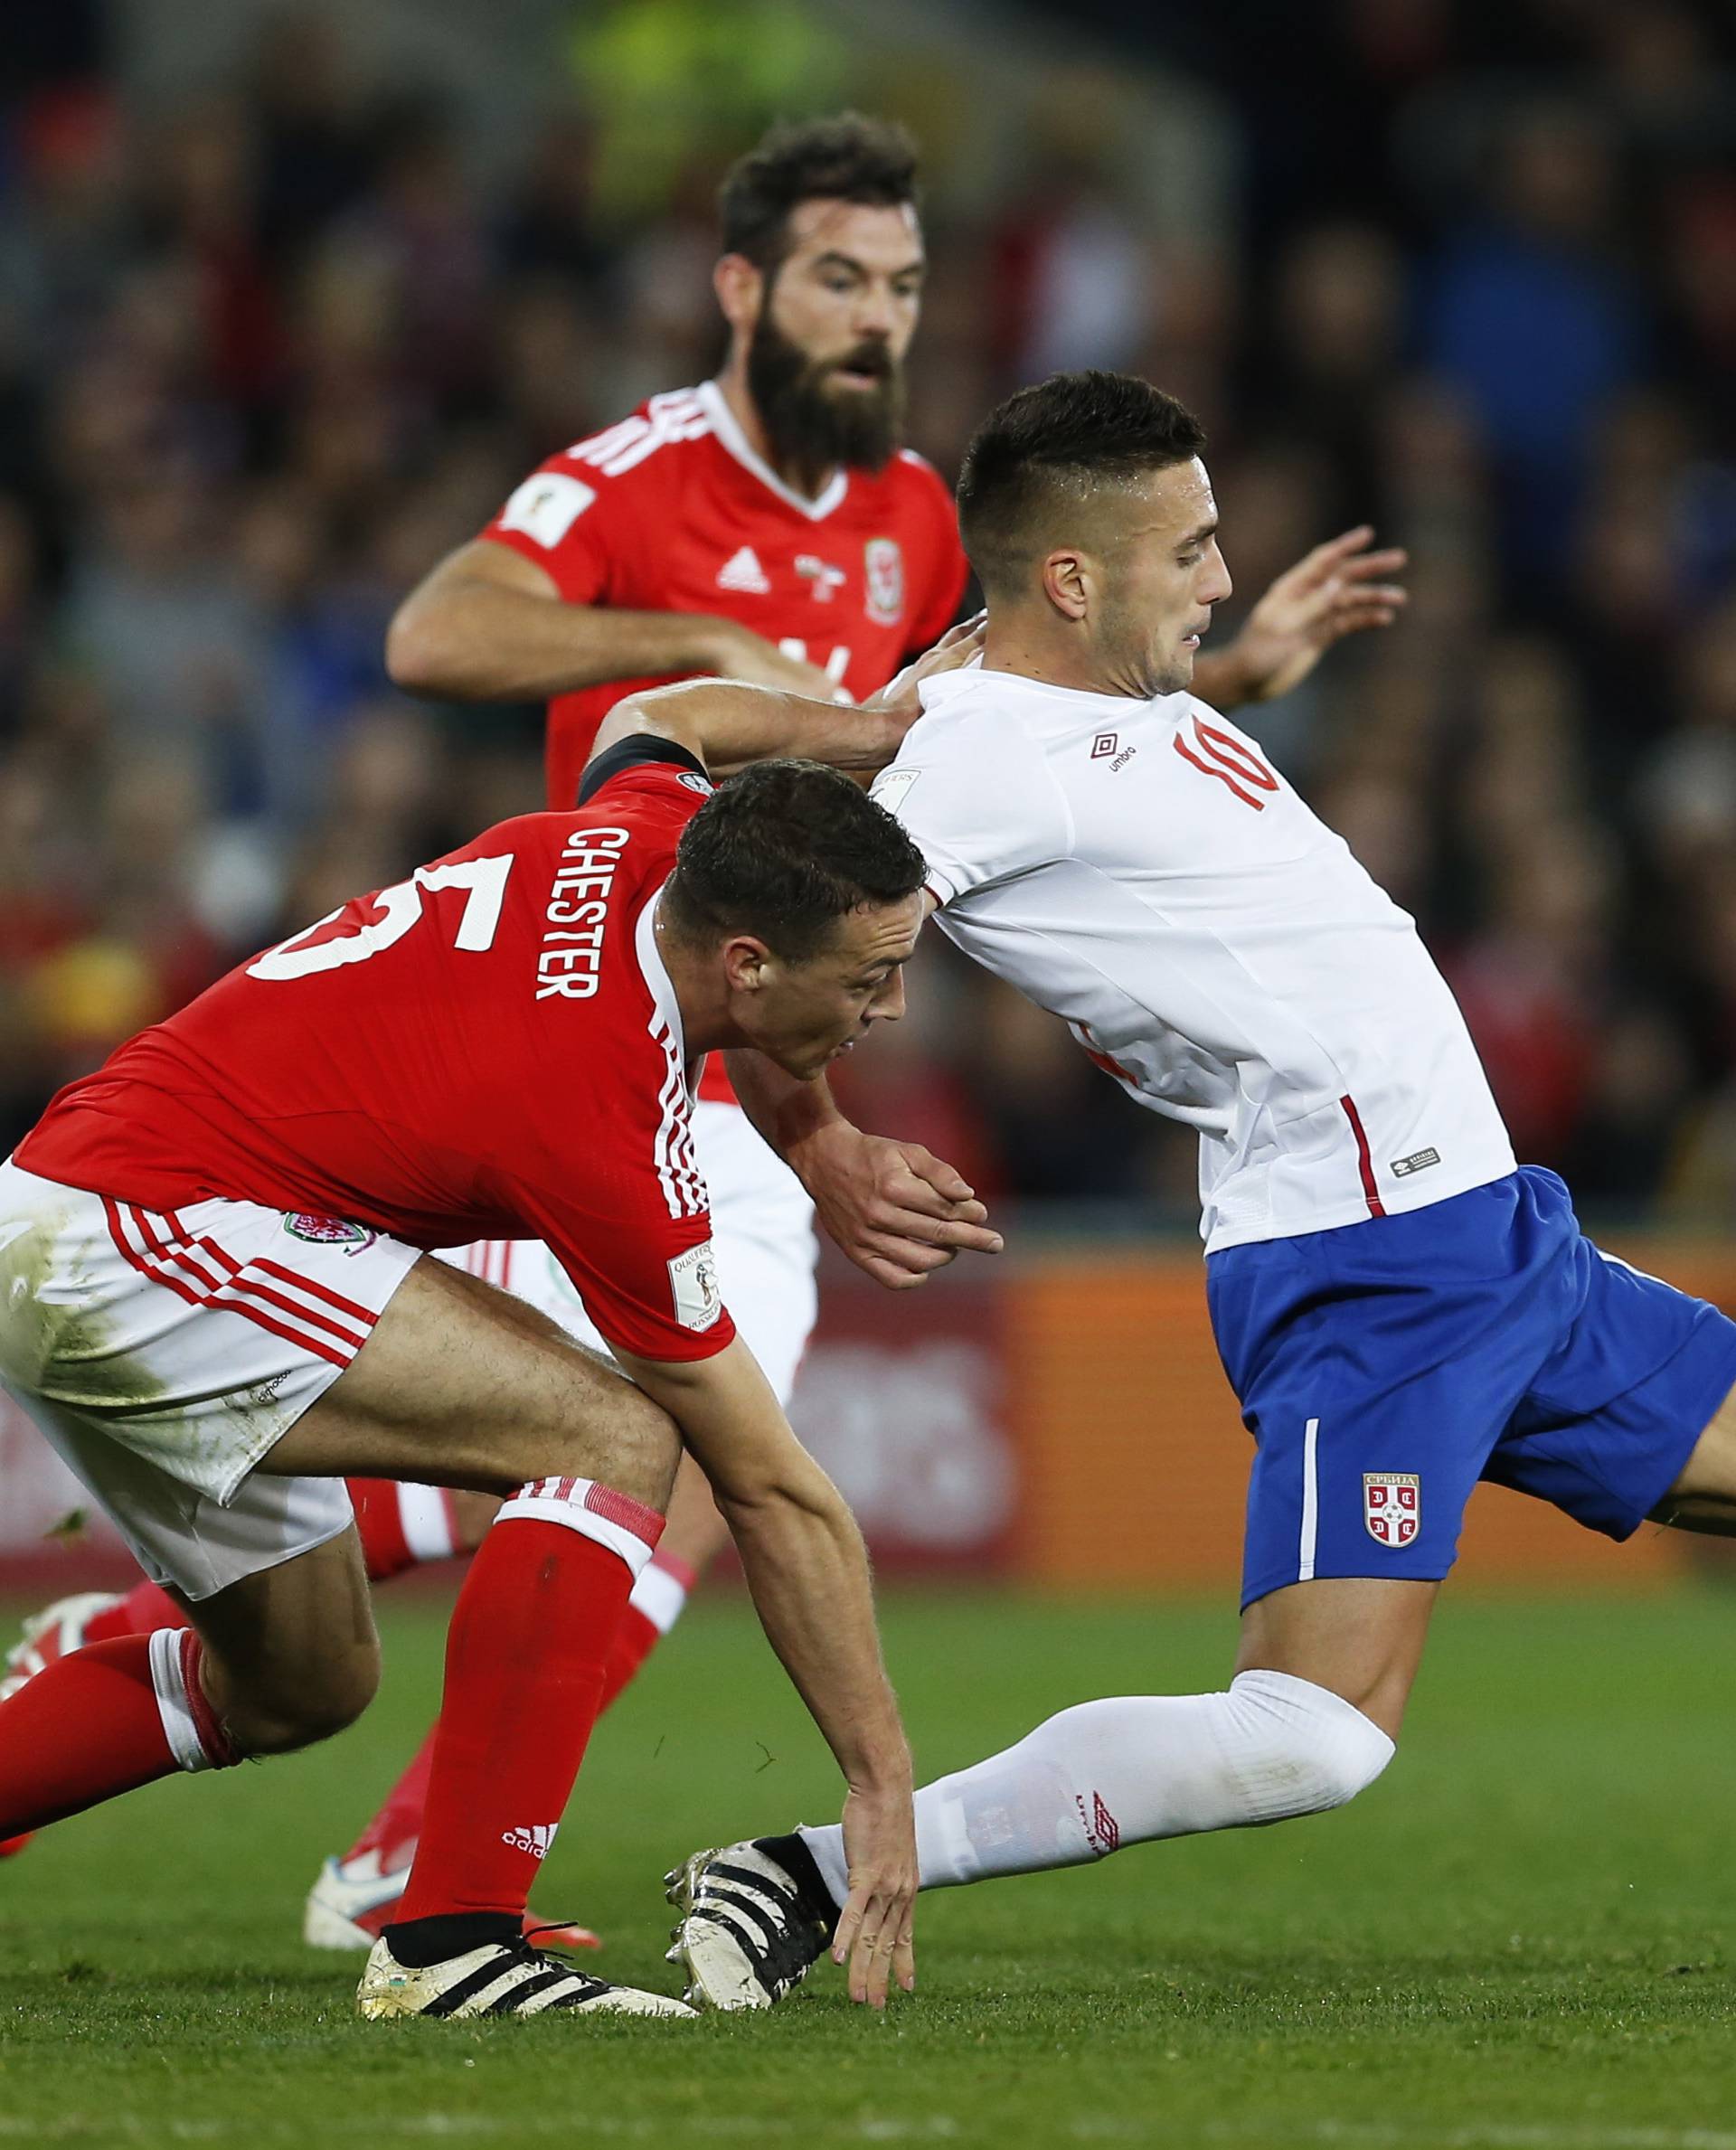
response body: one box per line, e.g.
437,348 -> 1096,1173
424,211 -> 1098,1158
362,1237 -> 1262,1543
746,304 -> 905,483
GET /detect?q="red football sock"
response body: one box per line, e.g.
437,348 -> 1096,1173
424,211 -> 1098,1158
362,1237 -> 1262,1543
84,1578 -> 181,1644
0,1630 -> 239,1835
344,1722 -> 438,1872
595,1606 -> 661,1716
392,1477 -> 662,1928
348,1478 -> 459,1583
344,1591 -> 670,1872
340,1539 -> 690,1877
596,1549 -> 696,1712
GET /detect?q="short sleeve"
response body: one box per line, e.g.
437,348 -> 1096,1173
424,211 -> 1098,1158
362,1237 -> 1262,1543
480,450 -> 632,606
504,1167 -> 737,1364
870,711 -> 1072,906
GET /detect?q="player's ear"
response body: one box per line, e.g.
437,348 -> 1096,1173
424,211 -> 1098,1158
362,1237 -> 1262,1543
721,932 -> 773,995
714,254 -> 764,339
1040,549 -> 1090,623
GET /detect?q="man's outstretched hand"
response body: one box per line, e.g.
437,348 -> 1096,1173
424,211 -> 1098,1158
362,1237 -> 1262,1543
834,1778 -> 920,2008
866,612 -> 986,734
787,1118 -> 1003,1290
1201,526 -> 1407,708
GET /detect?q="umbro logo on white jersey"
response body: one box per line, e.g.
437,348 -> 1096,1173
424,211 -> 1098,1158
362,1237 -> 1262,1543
501,1824 -> 559,1859
717,546 -> 771,594
1090,731 -> 1137,772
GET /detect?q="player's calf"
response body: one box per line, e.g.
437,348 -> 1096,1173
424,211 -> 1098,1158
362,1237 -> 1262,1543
184,1527 -> 381,1760
210,1638 -> 379,1757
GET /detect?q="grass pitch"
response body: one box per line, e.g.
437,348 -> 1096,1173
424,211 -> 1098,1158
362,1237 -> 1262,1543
2,1587 -> 1733,2150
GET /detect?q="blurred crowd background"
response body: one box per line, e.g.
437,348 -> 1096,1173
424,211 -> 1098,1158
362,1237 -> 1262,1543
4,0 -> 1736,1231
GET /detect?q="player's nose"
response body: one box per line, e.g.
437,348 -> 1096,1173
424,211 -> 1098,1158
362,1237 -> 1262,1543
853,293 -> 898,341
1203,542 -> 1233,607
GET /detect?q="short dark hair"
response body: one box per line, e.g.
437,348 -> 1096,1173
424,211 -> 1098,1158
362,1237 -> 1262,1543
665,760 -> 927,962
957,371 -> 1207,596
719,112 -> 920,270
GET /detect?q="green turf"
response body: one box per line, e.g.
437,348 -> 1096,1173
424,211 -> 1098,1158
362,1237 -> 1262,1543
3,1589 -> 1734,2149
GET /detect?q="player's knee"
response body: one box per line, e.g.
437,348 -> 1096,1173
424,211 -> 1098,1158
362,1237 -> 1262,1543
527,1366 -> 682,1514
1227,1670 -> 1395,1819
568,1419 -> 682,1515
224,1643 -> 381,1757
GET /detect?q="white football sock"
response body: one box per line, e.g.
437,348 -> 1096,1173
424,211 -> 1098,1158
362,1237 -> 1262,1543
627,1548 -> 692,1636
797,1671 -> 1393,1904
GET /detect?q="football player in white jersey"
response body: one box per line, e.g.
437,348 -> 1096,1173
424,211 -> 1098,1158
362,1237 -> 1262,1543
636,370 -> 1736,2011
1,149 -> 1411,1934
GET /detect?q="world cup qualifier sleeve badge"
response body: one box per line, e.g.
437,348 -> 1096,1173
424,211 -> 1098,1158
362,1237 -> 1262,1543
1363,1472 -> 1420,1547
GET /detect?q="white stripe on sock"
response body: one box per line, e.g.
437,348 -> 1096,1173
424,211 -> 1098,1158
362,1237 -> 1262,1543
497,1482 -> 656,1579
148,1627 -> 215,1775
398,1483 -> 456,1563
627,1559 -> 688,1636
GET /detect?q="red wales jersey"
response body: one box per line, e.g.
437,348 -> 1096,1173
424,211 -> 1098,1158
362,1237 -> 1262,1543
481,381 -> 971,815
18,748 -> 733,1363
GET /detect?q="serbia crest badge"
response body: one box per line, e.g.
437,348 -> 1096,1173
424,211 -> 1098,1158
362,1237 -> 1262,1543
1363,1472 -> 1420,1548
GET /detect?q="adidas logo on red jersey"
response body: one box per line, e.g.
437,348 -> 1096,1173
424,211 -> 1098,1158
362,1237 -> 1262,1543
716,546 -> 770,595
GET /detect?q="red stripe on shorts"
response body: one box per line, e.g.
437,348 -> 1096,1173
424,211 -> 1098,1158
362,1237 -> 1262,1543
103,1199 -> 202,1306
103,1202 -> 355,1369
126,1206 -> 228,1296
194,1238 -> 371,1349
253,1257 -> 376,1330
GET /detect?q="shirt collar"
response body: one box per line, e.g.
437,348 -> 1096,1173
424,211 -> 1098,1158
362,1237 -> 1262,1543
696,380 -> 850,523
918,664 -> 1193,732
637,882 -> 698,1098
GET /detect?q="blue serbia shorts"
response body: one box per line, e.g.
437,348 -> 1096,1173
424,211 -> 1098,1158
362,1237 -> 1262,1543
1207,1167 -> 1736,1610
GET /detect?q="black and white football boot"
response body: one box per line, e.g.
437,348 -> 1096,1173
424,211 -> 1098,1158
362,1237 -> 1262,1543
356,1930 -> 695,2021
664,1834 -> 836,2011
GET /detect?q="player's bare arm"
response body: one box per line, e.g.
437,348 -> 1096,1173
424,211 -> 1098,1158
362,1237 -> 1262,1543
1193,526 -> 1407,709
613,1336 -> 918,2007
590,615 -> 986,780
386,538 -> 848,705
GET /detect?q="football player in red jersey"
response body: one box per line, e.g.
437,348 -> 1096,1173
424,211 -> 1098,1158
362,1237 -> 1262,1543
0,655 -> 987,2020
4,114 -> 1404,1932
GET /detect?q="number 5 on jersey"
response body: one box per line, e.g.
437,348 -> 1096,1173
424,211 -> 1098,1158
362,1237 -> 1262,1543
250,856 -> 514,981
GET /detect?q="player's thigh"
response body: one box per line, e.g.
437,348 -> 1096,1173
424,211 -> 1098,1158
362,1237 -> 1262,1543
652,1144 -> 817,1566
263,1255 -> 681,1509
439,1238 -> 610,1355
694,1099 -> 819,1409
178,1523 -> 380,1753
1235,1576 -> 1439,1740
1654,1376 -> 1736,1534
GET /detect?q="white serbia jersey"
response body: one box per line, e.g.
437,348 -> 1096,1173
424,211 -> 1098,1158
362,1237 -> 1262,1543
873,665 -> 1515,1252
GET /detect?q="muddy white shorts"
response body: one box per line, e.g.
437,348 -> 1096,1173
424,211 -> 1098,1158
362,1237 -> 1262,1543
443,1098 -> 818,1406
0,1157 -> 420,1599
